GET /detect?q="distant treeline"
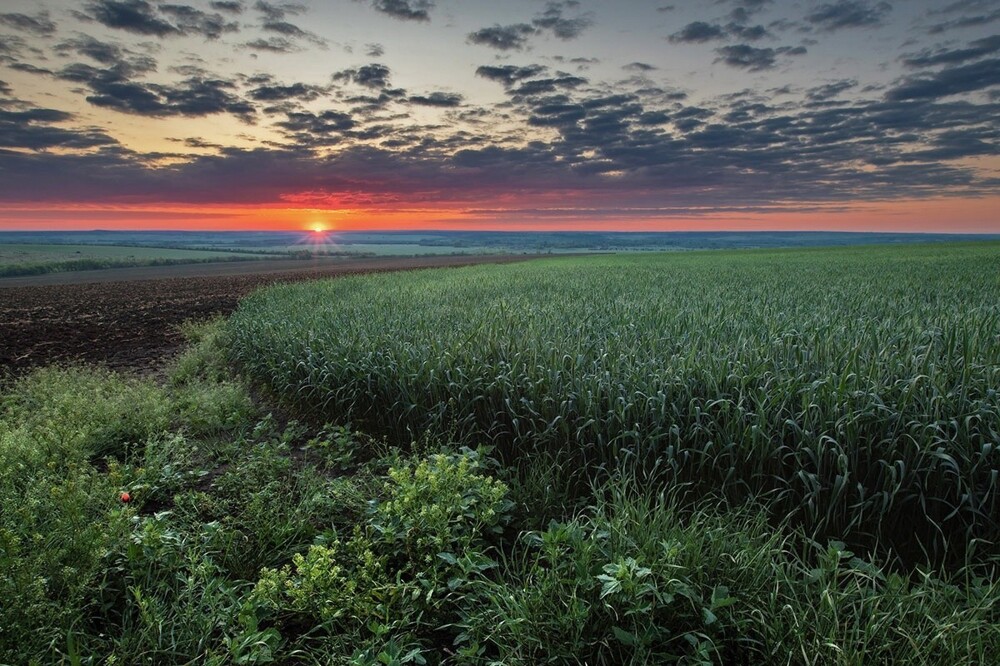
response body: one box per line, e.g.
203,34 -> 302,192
0,255 -> 262,278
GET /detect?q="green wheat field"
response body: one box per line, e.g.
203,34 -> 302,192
3,243 -> 999,664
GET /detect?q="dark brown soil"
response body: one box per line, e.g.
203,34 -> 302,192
0,254 -> 535,379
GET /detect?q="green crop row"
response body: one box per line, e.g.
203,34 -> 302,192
229,244 -> 1000,565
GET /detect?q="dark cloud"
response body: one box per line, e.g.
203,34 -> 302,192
532,1 -> 594,40
365,43 -> 385,57
57,62 -> 255,120
623,62 -> 657,72
83,0 -> 181,37
0,97 -> 119,151
475,64 -> 547,86
930,0 -> 992,12
260,19 -> 327,47
715,44 -> 806,70
721,0 -> 773,13
467,24 -> 536,51
0,11 -> 56,37
902,35 -> 1000,68
210,1 -> 244,13
242,37 -> 298,52
927,9 -> 1000,34
174,136 -> 226,149
370,0 -> 433,22
4,62 -> 55,76
159,4 -> 239,39
277,110 -> 356,137
253,1 -> 306,22
249,2 -> 326,46
925,0 -> 1000,33
669,21 -> 727,43
334,63 -> 392,89
248,82 -> 325,101
468,2 -> 592,51
727,23 -> 770,40
408,92 -> 463,107
887,58 -> 1000,100
512,76 -> 587,97
807,79 -> 857,101
55,35 -> 157,75
81,0 -> 240,39
806,1 -> 892,32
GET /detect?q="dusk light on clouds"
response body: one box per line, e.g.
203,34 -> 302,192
0,0 -> 997,231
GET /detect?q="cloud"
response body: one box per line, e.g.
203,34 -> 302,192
475,64 -> 547,86
250,1 -> 327,47
727,22 -> 770,40
365,42 -> 385,57
4,19 -> 999,220
277,110 -> 356,139
468,2 -> 592,51
887,58 -> 1000,100
55,35 -> 157,75
83,0 -> 181,37
370,0 -> 433,22
0,96 -> 119,151
806,1 -> 892,32
669,21 -> 727,43
0,11 -> 56,37
247,81 -> 326,101
56,62 -> 255,120
532,1 -> 594,40
806,78 -> 858,101
927,8 -> 1000,34
408,92 -> 463,107
715,44 -> 806,70
210,1 -> 244,13
253,1 -> 306,22
241,36 -> 298,52
512,76 -> 587,97
334,63 -> 392,89
260,19 -> 327,47
467,24 -> 537,51
159,4 -> 240,39
80,0 -> 240,39
902,35 -> 1000,68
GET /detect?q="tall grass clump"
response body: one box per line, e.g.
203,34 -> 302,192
229,243 -> 1000,564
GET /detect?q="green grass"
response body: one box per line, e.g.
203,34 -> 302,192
229,243 -> 1000,565
2,358 -> 997,663
0,243 -> 265,277
4,245 -> 1000,664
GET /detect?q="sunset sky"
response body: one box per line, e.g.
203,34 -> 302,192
0,0 -> 997,231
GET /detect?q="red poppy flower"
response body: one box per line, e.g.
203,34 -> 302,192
120,491 -> 131,503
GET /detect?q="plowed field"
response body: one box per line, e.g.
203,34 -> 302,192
0,254 -> 533,378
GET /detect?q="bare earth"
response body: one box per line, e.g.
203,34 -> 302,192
0,255 -> 535,378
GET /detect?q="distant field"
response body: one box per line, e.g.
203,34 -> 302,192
0,243 -> 264,277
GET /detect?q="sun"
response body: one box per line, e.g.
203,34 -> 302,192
309,223 -> 327,234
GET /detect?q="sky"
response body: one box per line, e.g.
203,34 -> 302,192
0,0 -> 997,232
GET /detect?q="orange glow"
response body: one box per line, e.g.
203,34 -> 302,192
0,196 -> 997,233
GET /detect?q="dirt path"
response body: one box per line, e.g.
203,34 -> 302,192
0,254 -> 536,378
